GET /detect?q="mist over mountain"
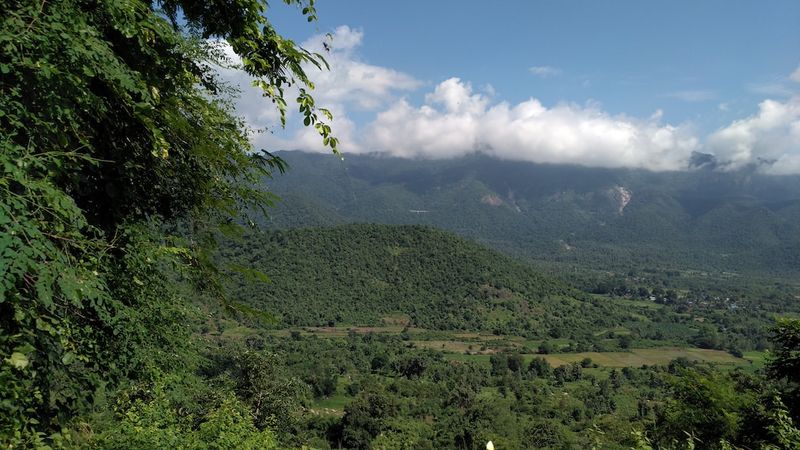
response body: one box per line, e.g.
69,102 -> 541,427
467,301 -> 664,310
264,151 -> 800,277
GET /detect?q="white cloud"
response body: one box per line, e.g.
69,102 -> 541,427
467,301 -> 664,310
259,101 -> 366,153
214,26 -> 419,151
217,28 -> 800,174
363,78 -> 699,171
708,95 -> 800,174
299,26 -> 421,110
213,41 -> 283,127
529,66 -> 562,77
424,78 -> 489,115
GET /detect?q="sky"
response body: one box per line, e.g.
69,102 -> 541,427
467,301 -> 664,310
218,0 -> 800,173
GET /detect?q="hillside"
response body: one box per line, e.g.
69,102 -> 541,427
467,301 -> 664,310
222,224 -> 652,338
262,151 -> 800,277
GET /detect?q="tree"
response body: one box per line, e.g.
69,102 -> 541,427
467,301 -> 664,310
490,354 -> 509,376
653,369 -> 748,446
767,318 -> 800,419
692,326 -> 721,350
341,390 -> 397,450
528,357 -> 552,379
1,0 -> 336,443
525,419 -> 570,449
618,334 -> 633,349
222,349 -> 310,434
507,353 -> 525,373
89,381 -> 282,450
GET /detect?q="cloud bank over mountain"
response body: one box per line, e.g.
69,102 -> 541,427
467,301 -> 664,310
708,96 -> 800,174
217,26 -> 800,174
364,78 -> 700,171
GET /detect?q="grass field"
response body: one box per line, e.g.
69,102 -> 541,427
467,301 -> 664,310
259,324 -> 764,371
541,348 -> 743,367
446,347 -> 750,368
264,325 -> 414,338
412,339 -> 522,353
262,325 -> 759,370
312,395 -> 348,416
311,378 -> 350,416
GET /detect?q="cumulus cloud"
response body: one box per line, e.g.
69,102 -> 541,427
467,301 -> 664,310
214,26 -> 419,151
364,78 -> 699,171
217,28 -> 800,174
213,41 -> 283,127
529,66 -> 562,77
299,26 -> 421,110
708,95 -> 800,174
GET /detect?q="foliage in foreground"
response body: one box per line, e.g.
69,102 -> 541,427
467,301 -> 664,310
81,318 -> 795,450
87,379 -> 281,450
1,0 -> 335,444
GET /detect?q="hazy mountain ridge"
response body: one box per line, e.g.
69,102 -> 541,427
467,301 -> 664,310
263,151 -> 800,276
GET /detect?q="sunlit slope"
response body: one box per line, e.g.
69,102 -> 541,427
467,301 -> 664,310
223,224 -> 633,337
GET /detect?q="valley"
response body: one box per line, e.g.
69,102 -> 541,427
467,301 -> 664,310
7,1 -> 800,449
195,222 -> 799,448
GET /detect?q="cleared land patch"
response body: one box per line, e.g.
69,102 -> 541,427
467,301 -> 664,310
446,347 -> 747,368
541,348 -> 742,367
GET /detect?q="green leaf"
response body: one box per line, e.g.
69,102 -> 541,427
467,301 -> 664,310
61,352 -> 76,365
6,352 -> 29,370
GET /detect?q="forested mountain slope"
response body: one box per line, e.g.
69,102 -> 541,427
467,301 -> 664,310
263,151 -> 800,277
223,224 -> 637,337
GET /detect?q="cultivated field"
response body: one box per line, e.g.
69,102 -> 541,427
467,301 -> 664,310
446,347 -> 754,368
252,322 -> 764,369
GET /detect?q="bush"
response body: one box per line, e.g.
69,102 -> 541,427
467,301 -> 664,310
89,382 -> 280,450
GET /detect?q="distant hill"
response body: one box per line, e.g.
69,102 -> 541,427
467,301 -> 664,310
222,224 -> 645,339
262,151 -> 800,277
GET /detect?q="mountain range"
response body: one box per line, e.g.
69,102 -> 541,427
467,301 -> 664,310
262,151 -> 800,277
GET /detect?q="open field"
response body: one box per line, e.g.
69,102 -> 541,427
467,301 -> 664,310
311,396 -> 348,416
254,324 -> 765,370
540,347 -> 743,367
301,325 -> 408,336
447,347 -> 751,368
263,324 -> 415,338
412,339 -> 519,354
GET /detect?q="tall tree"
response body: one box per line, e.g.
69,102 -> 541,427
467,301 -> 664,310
0,0 -> 335,444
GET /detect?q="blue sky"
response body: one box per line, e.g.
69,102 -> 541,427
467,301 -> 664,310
270,1 -> 799,127
220,1 -> 800,173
